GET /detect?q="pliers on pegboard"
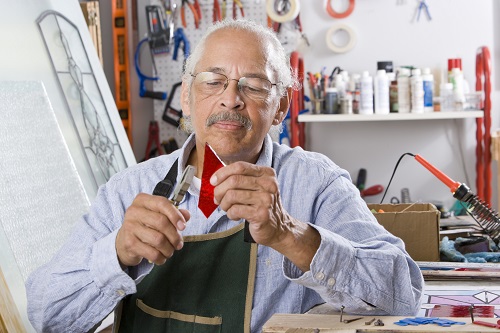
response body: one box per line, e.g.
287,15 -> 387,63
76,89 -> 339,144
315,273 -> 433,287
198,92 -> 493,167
213,0 -> 222,23
181,0 -> 201,29
221,0 -> 227,20
233,0 -> 244,19
416,0 -> 431,21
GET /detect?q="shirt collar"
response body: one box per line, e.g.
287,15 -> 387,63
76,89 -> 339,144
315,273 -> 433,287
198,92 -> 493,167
179,133 -> 274,170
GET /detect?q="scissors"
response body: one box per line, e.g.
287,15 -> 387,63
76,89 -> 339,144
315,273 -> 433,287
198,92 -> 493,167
170,165 -> 196,206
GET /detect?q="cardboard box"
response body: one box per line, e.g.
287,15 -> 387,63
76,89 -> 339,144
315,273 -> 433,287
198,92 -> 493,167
368,203 -> 440,262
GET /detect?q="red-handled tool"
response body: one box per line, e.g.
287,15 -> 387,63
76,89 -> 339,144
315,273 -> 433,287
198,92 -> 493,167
472,320 -> 500,329
413,153 -> 500,243
414,154 -> 461,193
360,185 -> 384,198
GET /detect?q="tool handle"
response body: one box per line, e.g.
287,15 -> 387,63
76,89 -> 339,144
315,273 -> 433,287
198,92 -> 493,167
414,154 -> 461,192
141,90 -> 167,100
244,220 -> 255,243
360,184 -> 384,197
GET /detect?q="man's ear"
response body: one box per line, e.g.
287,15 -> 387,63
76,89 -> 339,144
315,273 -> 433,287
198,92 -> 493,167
274,87 -> 292,124
180,81 -> 191,116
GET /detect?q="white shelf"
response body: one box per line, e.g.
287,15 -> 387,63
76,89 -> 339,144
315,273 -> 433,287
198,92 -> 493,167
298,111 -> 483,123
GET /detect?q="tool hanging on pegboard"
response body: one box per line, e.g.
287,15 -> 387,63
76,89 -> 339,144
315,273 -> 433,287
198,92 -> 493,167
142,120 -> 180,161
162,82 -> 183,127
134,37 -> 168,99
181,0 -> 201,29
133,4 -> 176,100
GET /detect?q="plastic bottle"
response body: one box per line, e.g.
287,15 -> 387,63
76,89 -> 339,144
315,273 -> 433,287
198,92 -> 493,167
440,82 -> 454,112
359,71 -> 373,115
450,67 -> 465,110
374,69 -> 390,114
351,73 -> 361,114
397,68 -> 411,113
422,68 -> 434,113
410,68 -> 424,113
335,73 -> 346,102
388,72 -> 398,113
340,91 -> 353,114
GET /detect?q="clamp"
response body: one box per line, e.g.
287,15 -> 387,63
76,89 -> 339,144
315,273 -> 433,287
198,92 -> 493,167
172,28 -> 190,62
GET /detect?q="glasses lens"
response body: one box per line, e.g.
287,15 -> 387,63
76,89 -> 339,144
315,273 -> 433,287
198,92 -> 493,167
192,72 -> 276,100
239,78 -> 273,100
193,72 -> 227,95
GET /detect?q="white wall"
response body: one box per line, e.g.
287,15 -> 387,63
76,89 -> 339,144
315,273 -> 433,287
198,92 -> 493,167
100,0 -> 499,211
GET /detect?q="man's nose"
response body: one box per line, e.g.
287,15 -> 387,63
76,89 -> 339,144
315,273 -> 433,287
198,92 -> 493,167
220,79 -> 245,108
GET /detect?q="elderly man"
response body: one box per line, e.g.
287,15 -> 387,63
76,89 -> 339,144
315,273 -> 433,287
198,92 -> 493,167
26,19 -> 423,333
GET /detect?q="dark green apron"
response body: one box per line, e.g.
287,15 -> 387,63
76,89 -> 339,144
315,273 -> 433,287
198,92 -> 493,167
115,223 -> 257,333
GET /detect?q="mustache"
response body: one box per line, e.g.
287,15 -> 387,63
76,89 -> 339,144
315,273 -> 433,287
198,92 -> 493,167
205,111 -> 252,130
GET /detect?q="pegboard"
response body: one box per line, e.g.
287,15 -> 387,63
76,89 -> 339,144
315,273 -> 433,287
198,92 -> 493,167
149,0 -> 268,147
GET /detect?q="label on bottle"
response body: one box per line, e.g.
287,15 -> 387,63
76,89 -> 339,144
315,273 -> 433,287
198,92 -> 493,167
423,80 -> 434,108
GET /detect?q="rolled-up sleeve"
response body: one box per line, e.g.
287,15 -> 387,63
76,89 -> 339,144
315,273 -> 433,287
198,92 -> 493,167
280,157 -> 424,316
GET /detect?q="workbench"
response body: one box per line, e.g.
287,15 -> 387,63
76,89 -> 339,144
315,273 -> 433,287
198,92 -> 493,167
263,314 -> 500,332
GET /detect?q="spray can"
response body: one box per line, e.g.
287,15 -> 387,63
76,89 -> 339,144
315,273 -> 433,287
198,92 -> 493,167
359,71 -> 373,115
411,68 -> 424,113
324,87 -> 339,114
422,68 -> 434,113
397,68 -> 411,113
374,69 -> 390,114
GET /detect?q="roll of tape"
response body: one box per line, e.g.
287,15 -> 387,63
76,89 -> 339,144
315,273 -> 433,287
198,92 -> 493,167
325,24 -> 356,53
326,0 -> 355,19
266,0 -> 300,23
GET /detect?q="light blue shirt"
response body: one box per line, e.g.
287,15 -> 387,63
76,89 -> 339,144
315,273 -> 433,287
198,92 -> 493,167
26,134 -> 424,333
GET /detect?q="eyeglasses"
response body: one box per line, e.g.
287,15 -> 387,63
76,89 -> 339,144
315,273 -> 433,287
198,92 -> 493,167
190,72 -> 281,101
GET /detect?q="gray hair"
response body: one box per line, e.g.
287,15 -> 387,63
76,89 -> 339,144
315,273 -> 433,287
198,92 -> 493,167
182,19 -> 299,96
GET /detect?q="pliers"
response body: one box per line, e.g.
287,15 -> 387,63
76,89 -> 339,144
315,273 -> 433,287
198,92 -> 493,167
181,0 -> 201,29
233,0 -> 244,19
221,0 -> 227,20
213,0 -> 222,23
416,0 -> 431,21
170,165 -> 195,206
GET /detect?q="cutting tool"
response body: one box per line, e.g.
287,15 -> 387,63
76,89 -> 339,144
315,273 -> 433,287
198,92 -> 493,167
233,0 -> 244,19
181,0 -> 201,29
213,0 -> 222,22
170,165 -> 196,206
416,0 -> 431,21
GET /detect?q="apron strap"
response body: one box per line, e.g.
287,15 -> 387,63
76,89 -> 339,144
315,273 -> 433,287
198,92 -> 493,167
152,158 -> 179,198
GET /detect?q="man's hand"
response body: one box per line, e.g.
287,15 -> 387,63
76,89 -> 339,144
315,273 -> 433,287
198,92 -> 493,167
116,193 -> 190,267
211,162 -> 320,272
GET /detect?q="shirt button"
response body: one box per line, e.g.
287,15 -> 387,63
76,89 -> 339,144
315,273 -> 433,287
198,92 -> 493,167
327,278 -> 336,286
315,272 -> 325,281
116,289 -> 125,297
